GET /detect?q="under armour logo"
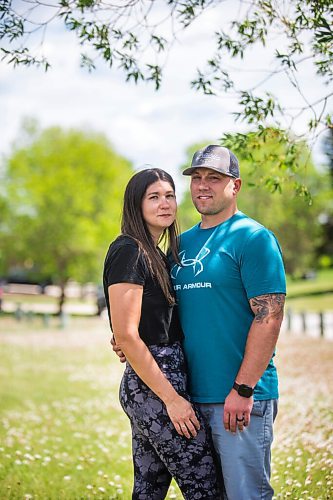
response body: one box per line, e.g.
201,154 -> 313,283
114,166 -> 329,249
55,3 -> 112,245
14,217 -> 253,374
171,247 -> 210,278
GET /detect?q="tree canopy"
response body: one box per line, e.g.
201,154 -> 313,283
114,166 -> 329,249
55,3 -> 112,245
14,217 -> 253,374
0,122 -> 133,310
1,0 -> 332,144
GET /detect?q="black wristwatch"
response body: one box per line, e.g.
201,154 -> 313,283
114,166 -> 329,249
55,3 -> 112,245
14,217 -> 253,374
233,382 -> 254,398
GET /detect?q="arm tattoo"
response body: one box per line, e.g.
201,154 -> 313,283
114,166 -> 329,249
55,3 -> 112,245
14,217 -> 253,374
250,294 -> 285,324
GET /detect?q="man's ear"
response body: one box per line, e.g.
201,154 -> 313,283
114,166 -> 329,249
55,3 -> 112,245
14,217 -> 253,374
233,178 -> 242,194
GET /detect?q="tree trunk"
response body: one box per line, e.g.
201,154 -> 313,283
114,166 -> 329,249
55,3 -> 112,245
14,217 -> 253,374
57,282 -> 66,316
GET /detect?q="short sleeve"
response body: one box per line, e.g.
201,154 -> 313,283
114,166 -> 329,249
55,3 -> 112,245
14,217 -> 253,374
240,228 -> 286,300
104,241 -> 147,287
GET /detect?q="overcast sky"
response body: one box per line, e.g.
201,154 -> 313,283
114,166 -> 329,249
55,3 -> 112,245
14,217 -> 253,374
1,1 -> 330,196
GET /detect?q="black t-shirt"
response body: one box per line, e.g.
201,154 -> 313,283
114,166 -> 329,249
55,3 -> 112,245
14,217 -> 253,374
103,235 -> 183,346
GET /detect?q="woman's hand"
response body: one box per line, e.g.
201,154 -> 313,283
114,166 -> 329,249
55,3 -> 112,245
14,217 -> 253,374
165,395 -> 200,439
109,284 -> 200,438
111,329 -> 200,439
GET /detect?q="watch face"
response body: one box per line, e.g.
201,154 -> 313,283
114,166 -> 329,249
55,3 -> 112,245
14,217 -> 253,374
238,384 -> 253,398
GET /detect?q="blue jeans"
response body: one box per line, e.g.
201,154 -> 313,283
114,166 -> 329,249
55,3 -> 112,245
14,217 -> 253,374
198,400 -> 278,500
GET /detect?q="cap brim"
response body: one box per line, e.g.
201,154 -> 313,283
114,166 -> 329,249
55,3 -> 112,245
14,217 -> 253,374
182,165 -> 236,177
182,166 -> 197,175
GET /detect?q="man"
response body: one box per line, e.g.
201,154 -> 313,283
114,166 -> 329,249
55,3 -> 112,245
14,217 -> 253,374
170,145 -> 286,499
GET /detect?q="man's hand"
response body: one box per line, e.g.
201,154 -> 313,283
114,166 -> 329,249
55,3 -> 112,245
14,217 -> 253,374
223,390 -> 253,433
223,293 -> 285,434
110,336 -> 126,363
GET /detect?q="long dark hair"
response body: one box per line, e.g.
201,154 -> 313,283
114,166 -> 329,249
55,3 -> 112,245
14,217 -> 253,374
121,168 -> 180,305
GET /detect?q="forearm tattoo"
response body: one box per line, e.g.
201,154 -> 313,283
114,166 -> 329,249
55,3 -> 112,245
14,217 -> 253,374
250,294 -> 285,324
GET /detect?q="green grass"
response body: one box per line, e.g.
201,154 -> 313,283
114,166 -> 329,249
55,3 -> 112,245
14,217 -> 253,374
286,293 -> 333,312
0,330 -> 133,498
286,269 -> 333,298
272,338 -> 333,499
0,317 -> 332,499
0,318 -> 182,499
285,268 -> 333,312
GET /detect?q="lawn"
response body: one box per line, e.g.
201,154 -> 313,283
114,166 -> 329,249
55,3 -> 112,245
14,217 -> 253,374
0,316 -> 332,499
286,293 -> 333,313
286,269 -> 333,298
286,269 -> 333,313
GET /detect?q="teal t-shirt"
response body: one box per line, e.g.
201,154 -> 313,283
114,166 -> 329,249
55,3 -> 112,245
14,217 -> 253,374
170,211 -> 286,403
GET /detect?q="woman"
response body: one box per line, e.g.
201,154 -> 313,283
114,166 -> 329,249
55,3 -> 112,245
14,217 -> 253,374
103,168 -> 220,499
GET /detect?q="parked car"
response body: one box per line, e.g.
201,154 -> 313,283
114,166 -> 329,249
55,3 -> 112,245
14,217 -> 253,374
96,286 -> 106,316
2,269 -> 53,293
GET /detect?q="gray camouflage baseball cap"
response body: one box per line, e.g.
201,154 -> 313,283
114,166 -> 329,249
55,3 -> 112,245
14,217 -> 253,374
182,145 -> 240,178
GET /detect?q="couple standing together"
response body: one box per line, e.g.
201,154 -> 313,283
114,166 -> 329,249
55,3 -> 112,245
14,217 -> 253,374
103,145 -> 286,499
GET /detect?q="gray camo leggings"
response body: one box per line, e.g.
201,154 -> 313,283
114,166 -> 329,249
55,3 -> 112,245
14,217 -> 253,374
119,341 -> 220,499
